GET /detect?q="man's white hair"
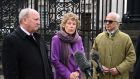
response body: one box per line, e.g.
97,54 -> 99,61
107,12 -> 121,22
19,8 -> 37,23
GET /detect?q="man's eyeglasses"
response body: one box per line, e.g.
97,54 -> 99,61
104,20 -> 117,24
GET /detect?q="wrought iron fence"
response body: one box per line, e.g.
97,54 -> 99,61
1,0 -> 132,60
1,0 -> 139,79
1,0 -> 99,58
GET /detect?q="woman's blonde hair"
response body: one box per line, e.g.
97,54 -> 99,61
60,12 -> 80,29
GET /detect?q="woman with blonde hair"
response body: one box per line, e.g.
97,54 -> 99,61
51,12 -> 85,79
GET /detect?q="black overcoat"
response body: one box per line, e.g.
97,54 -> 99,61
133,33 -> 140,79
2,27 -> 54,79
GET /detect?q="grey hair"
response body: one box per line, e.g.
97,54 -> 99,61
18,8 -> 32,23
108,12 -> 121,22
115,13 -> 121,22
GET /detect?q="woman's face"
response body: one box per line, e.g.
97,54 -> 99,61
64,19 -> 77,35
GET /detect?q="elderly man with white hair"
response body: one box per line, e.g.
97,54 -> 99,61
92,12 -> 136,79
2,8 -> 54,79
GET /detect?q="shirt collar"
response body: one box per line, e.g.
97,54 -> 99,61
20,26 -> 31,36
107,30 -> 115,34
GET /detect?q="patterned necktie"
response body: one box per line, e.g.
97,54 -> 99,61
28,34 -> 35,41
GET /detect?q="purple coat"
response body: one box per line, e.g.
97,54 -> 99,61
51,35 -> 84,79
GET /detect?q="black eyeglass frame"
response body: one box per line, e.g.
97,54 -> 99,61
104,20 -> 118,24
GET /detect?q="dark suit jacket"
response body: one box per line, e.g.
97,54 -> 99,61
2,27 -> 54,79
133,33 -> 140,79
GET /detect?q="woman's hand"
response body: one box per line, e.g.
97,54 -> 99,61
69,71 -> 79,79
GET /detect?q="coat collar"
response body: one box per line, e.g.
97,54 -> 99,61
105,29 -> 119,38
15,27 -> 27,39
15,27 -> 41,40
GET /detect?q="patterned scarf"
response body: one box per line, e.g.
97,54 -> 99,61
57,30 -> 80,67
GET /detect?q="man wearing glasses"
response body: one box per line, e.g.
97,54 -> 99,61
92,12 -> 136,79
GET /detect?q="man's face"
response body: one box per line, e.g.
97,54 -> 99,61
104,15 -> 118,32
26,11 -> 40,33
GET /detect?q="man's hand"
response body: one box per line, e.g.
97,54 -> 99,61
102,65 -> 110,73
110,67 -> 120,76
